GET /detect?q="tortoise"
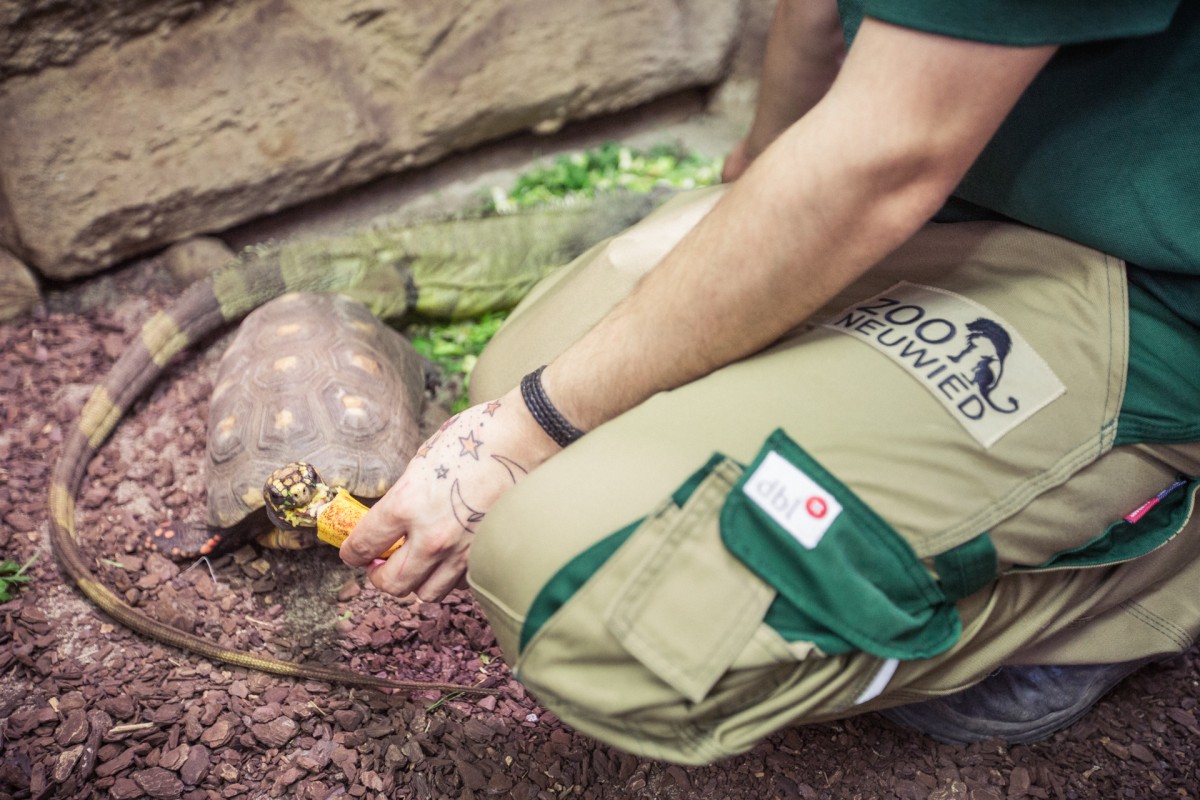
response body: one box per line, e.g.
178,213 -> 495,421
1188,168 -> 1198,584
148,291 -> 444,559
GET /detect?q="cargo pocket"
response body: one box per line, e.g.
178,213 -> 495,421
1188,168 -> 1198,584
722,429 -> 989,661
601,457 -> 778,703
1014,475 -> 1200,573
518,454 -> 780,704
517,430 -> 998,709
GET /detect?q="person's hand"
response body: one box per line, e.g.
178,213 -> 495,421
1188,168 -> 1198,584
339,385 -> 561,601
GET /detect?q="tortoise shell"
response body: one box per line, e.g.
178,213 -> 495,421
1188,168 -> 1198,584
205,292 -> 425,530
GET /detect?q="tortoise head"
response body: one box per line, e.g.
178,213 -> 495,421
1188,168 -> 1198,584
263,461 -> 332,530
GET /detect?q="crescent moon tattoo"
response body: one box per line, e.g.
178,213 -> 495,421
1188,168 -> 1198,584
450,479 -> 487,533
490,454 -> 528,484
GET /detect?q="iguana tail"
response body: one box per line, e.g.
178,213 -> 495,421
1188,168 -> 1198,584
46,190 -> 667,692
46,247 -> 471,692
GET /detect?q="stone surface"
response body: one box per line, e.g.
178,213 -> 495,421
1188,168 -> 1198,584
0,0 -> 229,81
0,0 -> 747,279
0,247 -> 40,321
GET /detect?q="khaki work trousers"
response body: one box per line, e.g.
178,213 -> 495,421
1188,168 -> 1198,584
465,187 -> 1200,765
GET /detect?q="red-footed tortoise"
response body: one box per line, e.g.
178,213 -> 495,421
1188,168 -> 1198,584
149,291 -> 444,559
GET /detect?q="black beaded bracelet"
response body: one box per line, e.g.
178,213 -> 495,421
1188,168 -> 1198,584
520,366 -> 585,448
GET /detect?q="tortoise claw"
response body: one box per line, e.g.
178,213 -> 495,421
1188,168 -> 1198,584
146,521 -> 225,561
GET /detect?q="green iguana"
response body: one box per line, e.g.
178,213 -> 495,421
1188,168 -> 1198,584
47,190 -> 667,692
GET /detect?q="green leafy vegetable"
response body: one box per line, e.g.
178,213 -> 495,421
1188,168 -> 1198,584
485,141 -> 721,212
409,312 -> 509,412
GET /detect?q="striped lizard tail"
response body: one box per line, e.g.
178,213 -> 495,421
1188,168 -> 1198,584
47,247 -> 489,693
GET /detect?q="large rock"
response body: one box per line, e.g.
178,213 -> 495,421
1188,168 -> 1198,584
0,247 -> 41,321
0,1 -> 229,81
0,0 -> 745,279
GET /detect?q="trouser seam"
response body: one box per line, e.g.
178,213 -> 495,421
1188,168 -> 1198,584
1119,599 -> 1193,651
924,436 -> 1103,555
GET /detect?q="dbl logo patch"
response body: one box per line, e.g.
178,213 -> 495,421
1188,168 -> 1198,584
743,451 -> 842,549
823,282 -> 1065,447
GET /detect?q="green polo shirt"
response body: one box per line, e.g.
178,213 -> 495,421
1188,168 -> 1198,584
838,0 -> 1200,445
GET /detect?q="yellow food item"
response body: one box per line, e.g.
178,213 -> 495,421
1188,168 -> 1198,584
317,489 -> 404,558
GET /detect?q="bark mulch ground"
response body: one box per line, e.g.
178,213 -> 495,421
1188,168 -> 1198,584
2,257 -> 1198,800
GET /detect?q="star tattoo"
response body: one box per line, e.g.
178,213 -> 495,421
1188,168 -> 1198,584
434,465 -> 449,479
414,429 -> 443,459
458,430 -> 483,460
484,400 -> 502,416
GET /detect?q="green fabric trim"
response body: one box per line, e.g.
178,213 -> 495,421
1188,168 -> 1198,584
1016,478 -> 1197,571
1115,282 -> 1200,446
841,0 -> 1180,46
1128,267 -> 1200,328
934,533 -> 999,601
722,430 -> 961,661
763,597 -> 855,657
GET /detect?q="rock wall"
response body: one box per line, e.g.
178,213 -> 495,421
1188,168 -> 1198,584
0,0 -> 757,280
0,0 -> 232,81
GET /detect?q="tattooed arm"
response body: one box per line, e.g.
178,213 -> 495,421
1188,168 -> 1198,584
340,391 -> 557,600
343,18 -> 1055,601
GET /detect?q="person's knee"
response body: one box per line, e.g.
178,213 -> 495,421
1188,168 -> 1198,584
461,465 -> 842,764
465,465 -> 613,665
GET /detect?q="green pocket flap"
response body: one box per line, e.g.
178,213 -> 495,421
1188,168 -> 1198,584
721,430 -> 961,661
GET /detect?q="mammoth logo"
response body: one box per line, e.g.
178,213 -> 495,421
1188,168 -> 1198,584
824,282 -> 1065,447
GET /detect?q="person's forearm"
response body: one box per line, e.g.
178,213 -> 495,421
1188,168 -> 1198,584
545,107 -> 949,430
541,20 -> 1056,432
744,0 -> 845,159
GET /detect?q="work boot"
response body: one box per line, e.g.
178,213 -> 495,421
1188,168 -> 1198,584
881,658 -> 1160,745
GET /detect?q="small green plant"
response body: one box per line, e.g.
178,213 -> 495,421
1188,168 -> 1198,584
0,554 -> 37,602
424,690 -> 466,713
